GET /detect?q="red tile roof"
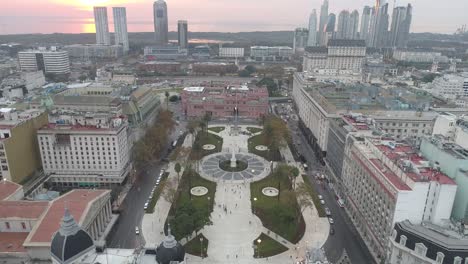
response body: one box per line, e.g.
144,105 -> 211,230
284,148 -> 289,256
27,189 -> 107,244
0,201 -> 49,219
0,232 -> 28,253
369,159 -> 412,191
0,181 -> 22,201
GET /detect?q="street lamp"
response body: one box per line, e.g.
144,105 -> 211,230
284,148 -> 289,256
256,239 -> 262,258
200,236 -> 204,259
253,197 -> 257,214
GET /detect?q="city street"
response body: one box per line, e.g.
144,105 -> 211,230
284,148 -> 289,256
284,107 -> 375,264
108,102 -> 186,248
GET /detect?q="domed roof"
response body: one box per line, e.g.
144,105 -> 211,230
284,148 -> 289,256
156,227 -> 185,264
50,208 -> 95,264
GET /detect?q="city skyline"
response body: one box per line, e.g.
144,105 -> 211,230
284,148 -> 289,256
0,0 -> 465,35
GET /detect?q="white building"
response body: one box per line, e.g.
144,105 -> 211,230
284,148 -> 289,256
428,74 -> 468,100
18,49 -> 70,74
63,44 -> 124,59
432,114 -> 468,150
94,7 -> 111,45
370,111 -> 438,140
307,9 -> 318,47
303,39 -> 366,73
38,112 -> 130,188
112,7 -> 129,53
250,46 -> 293,61
342,138 -> 457,262
219,47 -> 245,58
393,50 -> 449,63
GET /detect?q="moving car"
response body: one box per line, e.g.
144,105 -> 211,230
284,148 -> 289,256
144,202 -> 149,210
328,218 -> 334,224
318,195 -> 323,200
135,226 -> 140,235
325,207 -> 331,216
320,200 -> 325,205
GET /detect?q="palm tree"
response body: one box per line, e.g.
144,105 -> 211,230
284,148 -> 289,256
165,91 -> 170,109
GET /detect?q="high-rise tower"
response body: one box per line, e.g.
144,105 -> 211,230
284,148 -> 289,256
307,9 -> 318,46
153,0 -> 169,45
348,10 -> 360,39
113,7 -> 129,53
178,20 -> 188,49
293,28 -> 309,53
318,0 -> 329,46
390,4 -> 412,48
93,7 -> 110,45
337,10 -> 350,39
360,6 -> 372,41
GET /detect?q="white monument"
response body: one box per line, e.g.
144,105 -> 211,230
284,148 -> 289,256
230,148 -> 237,168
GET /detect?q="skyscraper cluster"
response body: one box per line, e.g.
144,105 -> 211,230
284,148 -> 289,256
93,6 -> 129,53
153,0 -> 189,48
306,0 -> 413,48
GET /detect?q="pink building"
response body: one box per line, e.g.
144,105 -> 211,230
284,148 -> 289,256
181,85 -> 269,119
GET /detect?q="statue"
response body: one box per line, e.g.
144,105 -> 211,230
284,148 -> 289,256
230,148 -> 237,168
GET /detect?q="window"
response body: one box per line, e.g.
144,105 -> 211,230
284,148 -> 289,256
415,243 -> 427,257
436,252 -> 444,264
399,235 -> 407,246
5,222 -> 10,229
21,222 -> 26,229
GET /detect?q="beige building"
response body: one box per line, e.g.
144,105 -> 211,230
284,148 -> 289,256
0,109 -> 48,184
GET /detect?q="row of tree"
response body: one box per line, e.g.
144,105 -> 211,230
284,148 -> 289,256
260,115 -> 291,160
133,110 -> 176,173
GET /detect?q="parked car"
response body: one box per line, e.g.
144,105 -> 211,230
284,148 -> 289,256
325,207 -> 331,216
135,226 -> 140,235
320,200 -> 325,205
318,195 -> 323,200
144,202 -> 149,210
328,218 -> 334,224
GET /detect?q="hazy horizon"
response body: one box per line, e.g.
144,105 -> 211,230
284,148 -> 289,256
0,0 -> 466,35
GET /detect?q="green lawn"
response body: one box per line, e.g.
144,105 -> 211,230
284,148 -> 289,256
248,134 -> 281,161
250,169 -> 305,243
184,234 -> 208,258
303,175 -> 326,217
191,131 -> 223,159
168,168 -> 217,240
246,127 -> 263,134
208,126 -> 225,133
146,172 -> 170,214
253,233 -> 288,258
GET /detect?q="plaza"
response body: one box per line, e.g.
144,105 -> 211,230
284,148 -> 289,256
141,124 -> 330,263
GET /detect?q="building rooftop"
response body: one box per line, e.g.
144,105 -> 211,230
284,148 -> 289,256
0,201 -> 49,219
0,180 -> 22,201
0,232 -> 28,253
183,87 -> 205,93
26,189 -> 108,244
328,39 -> 366,47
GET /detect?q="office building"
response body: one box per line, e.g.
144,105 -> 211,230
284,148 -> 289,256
303,39 -> 366,73
427,74 -> 468,100
307,9 -> 318,47
360,6 -> 372,41
322,13 -> 336,46
420,135 -> 468,221
153,0 -> 169,45
390,4 -> 412,48
348,10 -> 359,39
342,137 -> 457,262
93,7 -> 110,45
144,45 -> 188,61
112,7 -> 129,53
370,111 -> 437,139
337,10 -> 350,39
181,85 -> 269,119
18,48 -> 70,75
293,28 -> 309,53
192,45 -> 211,59
388,220 -> 468,264
218,47 -> 244,58
368,1 -> 390,48
250,46 -> 293,61
0,109 -> 48,183
63,44 -> 124,59
177,20 -> 188,49
38,111 -> 130,188
318,0 -> 329,45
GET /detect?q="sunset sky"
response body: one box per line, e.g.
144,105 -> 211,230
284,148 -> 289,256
0,0 -> 465,35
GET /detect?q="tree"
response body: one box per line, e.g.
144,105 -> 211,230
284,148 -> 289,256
78,74 -> 87,82
165,91 -> 170,109
162,180 -> 178,204
187,120 -> 199,144
238,69 -> 251,77
263,115 -> 290,160
245,65 -> 257,75
289,167 -> 300,190
175,163 -> 182,183
202,113 -> 211,132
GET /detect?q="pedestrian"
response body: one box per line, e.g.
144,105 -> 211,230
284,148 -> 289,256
236,254 -> 238,259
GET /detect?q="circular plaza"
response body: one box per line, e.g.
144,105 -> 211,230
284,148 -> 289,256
199,152 -> 271,182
